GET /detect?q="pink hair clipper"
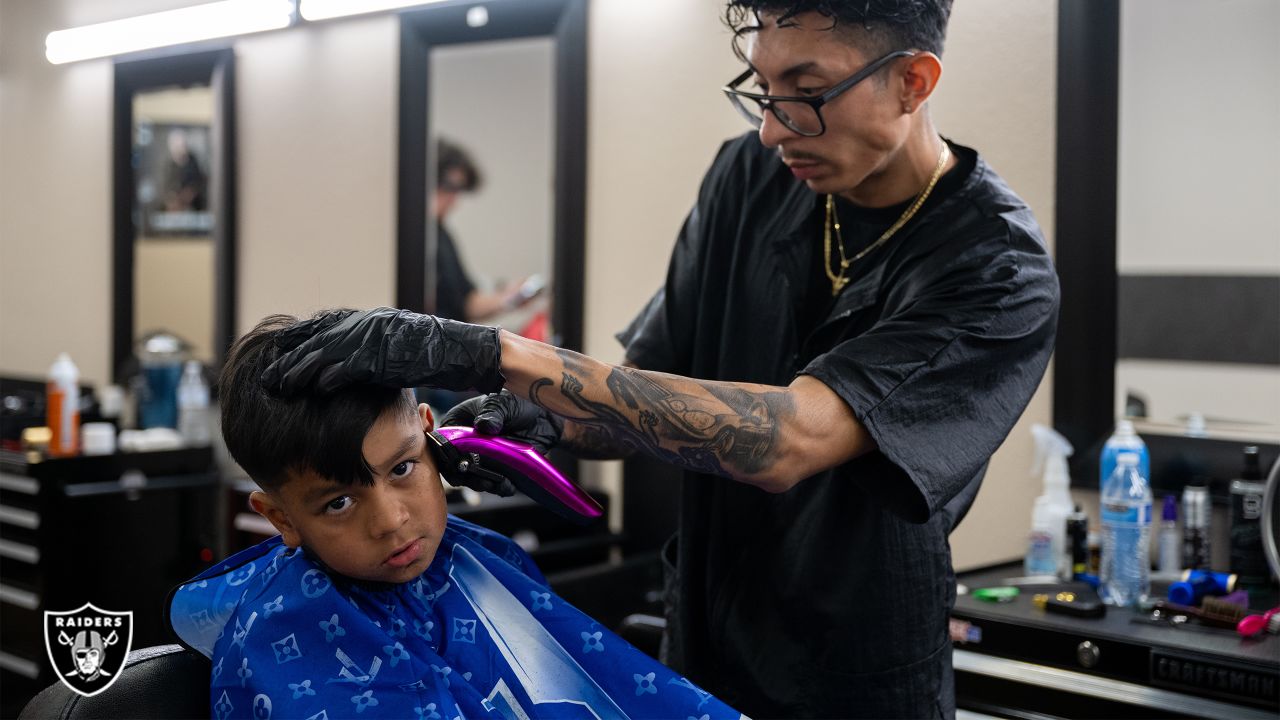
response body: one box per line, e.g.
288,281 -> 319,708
430,426 -> 603,524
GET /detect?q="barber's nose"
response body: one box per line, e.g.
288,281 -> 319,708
757,107 -> 796,150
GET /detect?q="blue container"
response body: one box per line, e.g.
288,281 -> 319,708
139,362 -> 182,429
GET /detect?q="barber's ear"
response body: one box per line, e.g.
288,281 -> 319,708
899,52 -> 943,113
418,403 -> 435,433
249,491 -> 302,548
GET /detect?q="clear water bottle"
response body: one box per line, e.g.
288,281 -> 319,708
1100,419 -> 1149,494
177,360 -> 211,446
1100,452 -> 1152,606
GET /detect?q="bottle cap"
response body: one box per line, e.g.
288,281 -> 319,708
1115,419 -> 1136,436
97,385 -> 125,418
1162,494 -> 1177,521
1168,581 -> 1195,605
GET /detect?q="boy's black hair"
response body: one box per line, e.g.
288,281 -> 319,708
436,138 -> 482,193
219,310 -> 418,492
724,0 -> 953,60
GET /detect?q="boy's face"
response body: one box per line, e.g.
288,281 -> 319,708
250,403 -> 448,585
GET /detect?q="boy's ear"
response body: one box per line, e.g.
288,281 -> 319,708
249,490 -> 302,548
418,403 -> 435,432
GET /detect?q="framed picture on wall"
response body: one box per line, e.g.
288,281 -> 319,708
132,121 -> 213,237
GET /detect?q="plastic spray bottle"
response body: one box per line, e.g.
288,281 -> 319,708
46,353 -> 81,458
1026,424 -> 1075,578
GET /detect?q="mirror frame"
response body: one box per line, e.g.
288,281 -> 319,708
112,47 -> 238,382
395,0 -> 587,353
1052,0 -> 1278,493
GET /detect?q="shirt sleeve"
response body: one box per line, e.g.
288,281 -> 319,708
802,221 -> 1060,523
616,141 -> 738,373
435,225 -> 476,321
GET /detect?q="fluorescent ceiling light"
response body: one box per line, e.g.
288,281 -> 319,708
300,0 -> 450,22
45,0 -> 295,65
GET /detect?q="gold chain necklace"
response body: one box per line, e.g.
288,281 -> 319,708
823,141 -> 951,296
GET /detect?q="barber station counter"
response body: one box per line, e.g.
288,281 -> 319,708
951,562 -> 1279,719
0,447 -> 220,717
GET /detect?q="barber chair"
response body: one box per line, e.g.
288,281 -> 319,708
18,623 -> 664,719
19,645 -> 209,719
617,613 -> 666,660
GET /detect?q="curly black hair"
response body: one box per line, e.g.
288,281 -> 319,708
436,137 -> 482,193
725,0 -> 953,60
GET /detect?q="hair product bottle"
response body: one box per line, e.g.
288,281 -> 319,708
46,353 -> 80,458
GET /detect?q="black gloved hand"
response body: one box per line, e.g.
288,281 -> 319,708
439,390 -> 565,456
261,307 -> 505,397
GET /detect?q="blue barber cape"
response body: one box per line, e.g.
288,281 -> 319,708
170,516 -> 745,719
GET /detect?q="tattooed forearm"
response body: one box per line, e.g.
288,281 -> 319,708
529,348 -> 795,480
561,421 -> 636,460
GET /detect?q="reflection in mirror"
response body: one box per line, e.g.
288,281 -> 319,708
1113,0 -> 1280,446
132,85 -> 216,364
396,0 -> 586,361
1055,1 -> 1280,486
428,38 -> 555,339
113,48 -> 235,385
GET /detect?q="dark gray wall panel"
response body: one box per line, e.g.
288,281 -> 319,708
1118,275 -> 1280,364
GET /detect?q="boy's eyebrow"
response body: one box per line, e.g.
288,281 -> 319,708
369,433 -> 423,475
297,433 -> 425,505
301,478 -> 348,506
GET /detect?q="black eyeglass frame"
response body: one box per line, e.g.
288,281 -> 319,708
723,49 -> 916,137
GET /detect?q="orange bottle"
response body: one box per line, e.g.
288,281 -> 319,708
46,353 -> 80,457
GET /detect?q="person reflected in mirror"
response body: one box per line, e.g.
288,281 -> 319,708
433,139 -> 540,323
162,127 -> 207,212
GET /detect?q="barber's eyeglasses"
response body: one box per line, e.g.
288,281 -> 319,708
723,50 -> 915,137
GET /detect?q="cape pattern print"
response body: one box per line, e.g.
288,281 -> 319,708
170,516 -> 746,719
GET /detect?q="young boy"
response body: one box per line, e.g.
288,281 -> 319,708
168,312 -> 742,720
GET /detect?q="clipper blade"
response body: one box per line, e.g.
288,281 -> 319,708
436,425 -> 603,524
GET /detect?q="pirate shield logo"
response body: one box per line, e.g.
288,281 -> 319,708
43,604 -> 134,697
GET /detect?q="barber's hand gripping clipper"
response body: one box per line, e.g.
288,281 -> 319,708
427,426 -> 603,524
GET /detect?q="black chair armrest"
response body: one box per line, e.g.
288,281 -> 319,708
19,644 -> 210,720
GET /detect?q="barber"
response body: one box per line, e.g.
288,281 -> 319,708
264,1 -> 1058,716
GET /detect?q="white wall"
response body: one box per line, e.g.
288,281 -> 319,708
1,0 -> 115,383
234,14 -> 399,326
0,0 -> 1058,569
0,1 -> 399,385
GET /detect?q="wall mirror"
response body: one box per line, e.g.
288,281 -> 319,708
113,48 -> 236,381
396,0 -> 586,374
1054,0 -> 1279,492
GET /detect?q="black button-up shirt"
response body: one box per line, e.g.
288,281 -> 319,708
618,132 -> 1059,718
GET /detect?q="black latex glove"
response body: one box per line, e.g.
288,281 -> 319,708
261,307 -> 505,396
439,390 -> 565,456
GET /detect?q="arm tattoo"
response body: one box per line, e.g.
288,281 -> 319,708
530,349 -> 794,479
